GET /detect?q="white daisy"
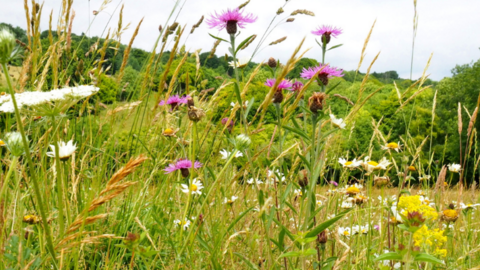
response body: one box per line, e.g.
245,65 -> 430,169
338,227 -> 351,237
381,142 -> 402,152
219,149 -> 243,160
338,157 -> 362,168
46,140 -> 77,160
174,219 -> 191,230
329,114 -> 346,129
224,196 -> 239,205
228,57 -> 250,68
180,178 -> 204,195
294,189 -> 302,197
448,163 -> 461,173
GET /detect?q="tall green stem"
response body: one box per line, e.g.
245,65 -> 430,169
54,142 -> 66,236
1,63 -> 57,265
229,34 -> 248,134
0,156 -> 18,203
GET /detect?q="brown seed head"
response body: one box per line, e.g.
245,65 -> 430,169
317,230 -> 328,245
298,169 -> 309,188
308,92 -> 327,114
188,106 -> 206,122
273,89 -> 284,104
268,57 -> 277,68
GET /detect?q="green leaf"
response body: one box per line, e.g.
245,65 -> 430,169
325,81 -> 342,94
281,125 -> 311,141
236,35 -> 256,54
279,251 -> 303,258
305,209 -> 351,238
209,33 -> 228,42
373,252 -> 402,261
327,44 -> 343,51
234,253 -> 260,270
414,253 -> 445,265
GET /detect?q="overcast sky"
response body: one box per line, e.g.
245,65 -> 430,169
3,0 -> 480,81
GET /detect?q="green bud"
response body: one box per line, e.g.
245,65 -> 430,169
0,28 -> 17,64
4,132 -> 27,157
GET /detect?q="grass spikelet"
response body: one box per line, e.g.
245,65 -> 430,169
208,40 -> 221,59
269,36 -> 287,45
291,9 -> 315,16
117,18 -> 144,83
467,107 -> 478,137
238,0 -> 250,10
333,94 -> 354,106
190,15 -> 204,34
356,19 -> 376,75
104,155 -> 148,190
66,11 -> 75,51
66,214 -> 109,234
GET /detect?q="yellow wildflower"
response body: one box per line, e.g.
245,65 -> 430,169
398,195 -> 438,221
413,225 -> 447,257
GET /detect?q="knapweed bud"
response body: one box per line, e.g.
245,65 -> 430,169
318,73 -> 329,86
158,24 -> 163,32
273,89 -> 283,104
186,96 -> 195,108
317,230 -> 328,245
4,132 -> 27,157
226,21 -> 238,35
0,28 -> 17,64
298,169 -> 309,188
268,57 -> 277,68
188,106 -> 206,122
308,92 -> 326,114
374,176 -> 390,187
93,10 -> 98,15
235,134 -> 251,151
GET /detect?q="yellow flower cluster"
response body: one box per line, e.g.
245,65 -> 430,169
398,195 -> 438,220
413,225 -> 447,257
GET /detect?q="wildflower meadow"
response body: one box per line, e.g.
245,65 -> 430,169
0,0 -> 480,269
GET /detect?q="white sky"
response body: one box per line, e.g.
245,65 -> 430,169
3,0 -> 480,81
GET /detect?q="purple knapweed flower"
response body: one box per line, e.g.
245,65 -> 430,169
159,95 -> 189,110
221,117 -> 235,133
290,80 -> 304,92
207,8 -> 257,35
264,78 -> 293,90
164,159 -> 203,178
374,225 -> 380,231
300,64 -> 343,86
329,181 -> 338,187
312,25 -> 342,44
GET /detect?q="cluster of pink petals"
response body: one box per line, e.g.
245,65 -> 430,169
264,78 -> 293,90
164,159 -> 203,174
311,25 -> 343,38
290,80 -> 304,92
300,64 -> 344,80
221,117 -> 234,127
206,8 -> 257,30
158,95 -> 190,106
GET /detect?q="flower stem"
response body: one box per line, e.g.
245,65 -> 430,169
0,156 -> 18,203
229,34 -> 248,135
54,142 -> 66,236
1,63 -> 57,265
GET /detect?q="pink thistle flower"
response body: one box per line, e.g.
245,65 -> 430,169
290,80 -> 304,92
300,64 -> 343,86
312,25 -> 342,44
207,8 -> 257,35
264,79 -> 293,90
329,181 -> 338,187
164,159 -> 203,177
159,95 -> 189,110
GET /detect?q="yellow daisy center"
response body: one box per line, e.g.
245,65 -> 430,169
178,220 -> 186,225
191,184 -> 198,191
443,209 -> 458,218
387,142 -> 398,148
408,166 -> 416,171
343,231 -> 350,236
346,186 -> 360,194
0,140 -> 5,146
368,161 -> 379,166
164,128 -> 175,135
344,161 -> 353,166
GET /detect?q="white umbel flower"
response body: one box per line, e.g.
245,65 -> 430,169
0,86 -> 99,113
180,178 -> 204,195
330,114 -> 346,129
3,131 -> 27,156
46,140 -> 77,161
448,163 -> 461,173
220,149 -> 243,160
